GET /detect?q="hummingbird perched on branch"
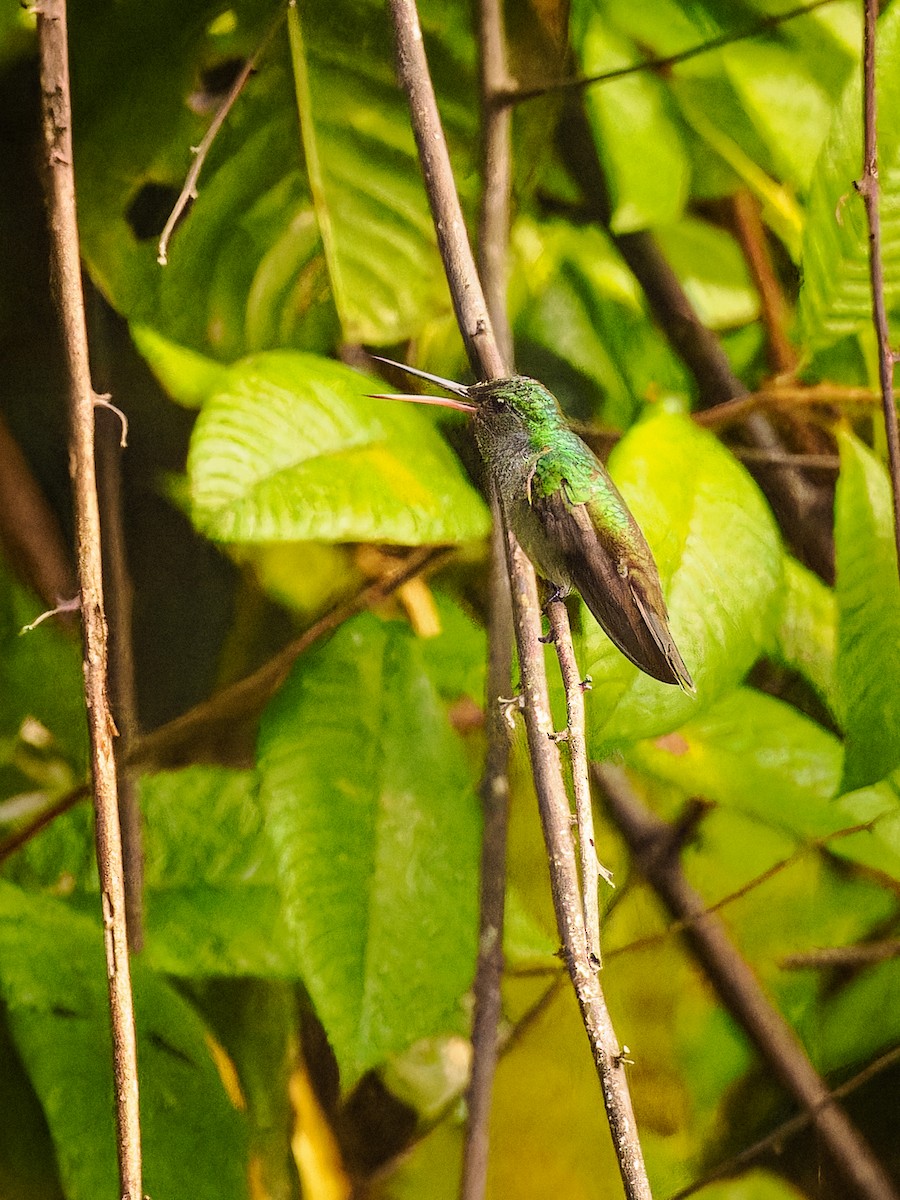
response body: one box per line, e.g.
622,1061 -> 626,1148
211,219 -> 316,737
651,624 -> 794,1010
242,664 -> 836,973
369,358 -> 693,692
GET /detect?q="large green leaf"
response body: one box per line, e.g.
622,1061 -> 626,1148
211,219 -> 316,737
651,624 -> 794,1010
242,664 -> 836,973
570,1 -> 690,233
627,688 -> 845,840
799,0 -> 900,345
72,0 -> 474,357
187,350 -> 490,544
0,881 -> 248,1200
287,0 -> 475,343
834,430 -> 900,791
583,414 -> 783,750
256,614 -> 480,1084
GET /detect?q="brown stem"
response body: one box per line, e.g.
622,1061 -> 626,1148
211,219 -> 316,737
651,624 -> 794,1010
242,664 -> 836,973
730,189 -> 797,375
0,782 -> 91,867
693,383 -> 879,429
0,412 -> 75,612
547,597 -> 605,969
476,0 -> 514,370
387,2 -> 652,1194
781,940 -> 900,969
459,4 -> 516,1195
37,3 -> 142,1197
597,764 -> 899,1200
857,0 -> 900,582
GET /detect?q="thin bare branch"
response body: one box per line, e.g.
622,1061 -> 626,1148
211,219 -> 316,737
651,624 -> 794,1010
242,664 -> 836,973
504,0 -> 840,106
37,2 -> 142,1195
597,763 -> 899,1200
476,0 -> 514,369
387,2 -> 652,1194
781,939 -> 900,970
693,383 -> 879,429
857,0 -> 900,581
0,782 -> 91,866
158,5 -> 287,264
669,1044 -> 900,1200
547,597 -> 606,969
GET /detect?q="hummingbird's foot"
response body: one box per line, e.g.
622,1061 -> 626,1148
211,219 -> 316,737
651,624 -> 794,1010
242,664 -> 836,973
548,728 -> 569,743
538,626 -> 556,644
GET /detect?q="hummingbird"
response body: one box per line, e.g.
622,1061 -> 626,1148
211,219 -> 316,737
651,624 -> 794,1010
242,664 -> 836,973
369,358 -> 693,691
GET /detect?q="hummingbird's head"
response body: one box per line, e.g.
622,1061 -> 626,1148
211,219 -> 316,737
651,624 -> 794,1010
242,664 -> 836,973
469,376 -> 564,435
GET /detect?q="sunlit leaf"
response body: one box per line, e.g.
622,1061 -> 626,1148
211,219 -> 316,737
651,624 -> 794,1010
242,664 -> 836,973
187,351 -> 490,545
772,556 -> 837,711
834,430 -> 900,790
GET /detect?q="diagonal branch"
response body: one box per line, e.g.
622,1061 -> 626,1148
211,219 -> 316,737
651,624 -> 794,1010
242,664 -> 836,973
597,763 -> 899,1200
36,2 -> 142,1196
386,4 -> 652,1195
504,0 -> 840,106
857,0 -> 900,582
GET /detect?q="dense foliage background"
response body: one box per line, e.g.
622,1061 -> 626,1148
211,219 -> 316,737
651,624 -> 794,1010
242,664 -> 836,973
1,0 -> 899,1197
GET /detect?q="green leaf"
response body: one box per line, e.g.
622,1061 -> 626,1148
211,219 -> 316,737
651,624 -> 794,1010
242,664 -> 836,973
256,614 -> 480,1083
721,39 -> 834,191
187,351 -> 490,545
131,324 -> 230,409
0,881 -> 248,1200
799,0 -> 900,345
570,4 -> 689,233
834,431 -> 900,790
5,767 -> 300,978
656,217 -> 759,330
627,688 -> 846,840
583,415 -> 783,750
772,556 -> 837,710
0,558 -> 87,774
138,768 -> 299,977
287,1 -> 474,344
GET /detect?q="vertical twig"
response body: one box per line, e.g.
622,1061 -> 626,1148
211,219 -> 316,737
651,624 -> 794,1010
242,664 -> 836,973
476,0 -> 514,370
36,4 -> 143,1197
547,598 -> 605,969
460,504 -> 512,1200
597,763 -> 899,1200
459,3 -> 515,1195
386,5 -> 653,1194
96,406 -> 144,952
857,0 -> 900,580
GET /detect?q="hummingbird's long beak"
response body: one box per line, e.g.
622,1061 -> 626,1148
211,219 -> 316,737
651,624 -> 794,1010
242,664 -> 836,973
370,355 -> 473,399
366,392 -> 477,413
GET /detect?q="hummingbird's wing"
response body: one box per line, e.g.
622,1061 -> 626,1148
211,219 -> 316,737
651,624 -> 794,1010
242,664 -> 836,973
533,488 -> 694,692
